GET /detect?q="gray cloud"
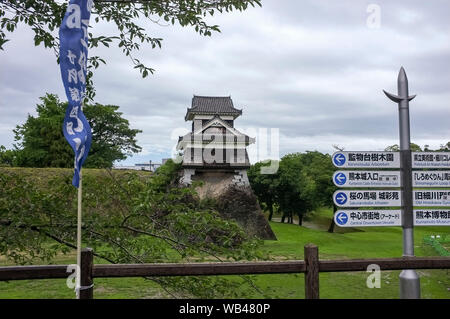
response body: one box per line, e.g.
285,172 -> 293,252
0,0 -> 449,165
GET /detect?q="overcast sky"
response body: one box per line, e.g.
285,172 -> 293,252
1,0 -> 449,165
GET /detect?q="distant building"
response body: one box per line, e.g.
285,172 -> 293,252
176,95 -> 255,185
113,161 -> 162,172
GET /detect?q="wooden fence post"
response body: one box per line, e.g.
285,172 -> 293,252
80,248 -> 94,299
304,244 -> 319,299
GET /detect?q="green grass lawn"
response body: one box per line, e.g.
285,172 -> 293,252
0,207 -> 449,299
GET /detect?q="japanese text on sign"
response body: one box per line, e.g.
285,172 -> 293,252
332,151 -> 400,168
334,210 -> 402,227
333,190 -> 402,207
412,152 -> 450,168
414,209 -> 450,225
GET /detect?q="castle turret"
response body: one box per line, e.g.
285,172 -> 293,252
176,95 -> 276,240
177,96 -> 255,183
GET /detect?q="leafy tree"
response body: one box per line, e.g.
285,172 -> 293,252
13,93 -> 142,168
0,160 -> 264,298
299,151 -> 336,232
386,142 -> 450,152
276,153 -> 316,226
414,143 -> 424,152
438,142 -> 450,151
299,151 -> 335,208
84,100 -> 142,167
249,152 -> 336,226
385,143 -> 422,152
247,160 -> 279,221
0,145 -> 16,166
0,0 -> 262,100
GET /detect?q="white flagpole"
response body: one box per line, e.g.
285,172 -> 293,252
76,169 -> 82,299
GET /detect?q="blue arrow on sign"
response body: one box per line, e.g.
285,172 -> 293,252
333,153 -> 346,166
334,172 -> 347,186
335,192 -> 348,205
336,212 -> 348,225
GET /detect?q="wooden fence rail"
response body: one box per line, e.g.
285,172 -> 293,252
1,244 -> 449,299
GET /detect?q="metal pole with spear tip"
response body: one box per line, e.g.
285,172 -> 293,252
384,66 -> 421,299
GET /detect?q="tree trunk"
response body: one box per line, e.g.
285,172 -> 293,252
281,214 -> 286,223
328,219 -> 335,233
328,205 -> 336,233
298,213 -> 303,226
268,203 -> 274,221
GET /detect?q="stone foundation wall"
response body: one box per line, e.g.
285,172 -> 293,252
180,168 -> 276,240
181,168 -> 250,187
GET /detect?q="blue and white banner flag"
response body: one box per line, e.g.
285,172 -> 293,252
59,0 -> 93,187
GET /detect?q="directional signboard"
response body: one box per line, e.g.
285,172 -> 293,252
334,209 -> 450,227
412,152 -> 450,168
331,148 -> 450,232
413,190 -> 450,206
413,171 -> 450,187
334,210 -> 402,227
332,151 -> 450,169
333,170 -> 450,188
333,171 -> 401,187
333,190 -> 402,207
414,209 -> 450,226
334,190 -> 450,207
332,151 -> 400,168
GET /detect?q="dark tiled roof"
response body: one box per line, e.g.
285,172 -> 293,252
185,96 -> 242,120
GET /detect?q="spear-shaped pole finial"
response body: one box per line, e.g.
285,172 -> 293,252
383,66 -> 416,104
